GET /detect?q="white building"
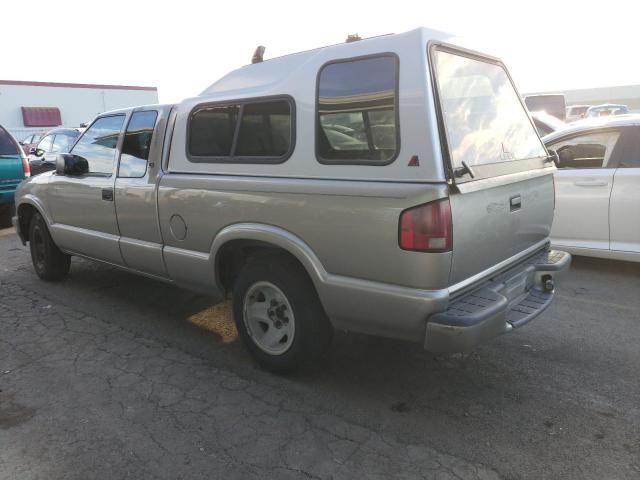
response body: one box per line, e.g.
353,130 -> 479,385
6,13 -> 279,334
0,80 -> 159,141
526,84 -> 640,113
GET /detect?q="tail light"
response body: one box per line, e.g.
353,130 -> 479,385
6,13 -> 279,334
399,198 -> 452,252
21,157 -> 30,178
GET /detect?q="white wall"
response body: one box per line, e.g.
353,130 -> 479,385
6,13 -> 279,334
0,83 -> 158,140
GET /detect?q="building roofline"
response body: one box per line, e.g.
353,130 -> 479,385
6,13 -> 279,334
0,79 -> 157,91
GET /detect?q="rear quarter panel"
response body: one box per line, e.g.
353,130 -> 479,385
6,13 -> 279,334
157,175 -> 452,290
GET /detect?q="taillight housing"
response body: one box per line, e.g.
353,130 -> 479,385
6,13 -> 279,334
399,198 -> 452,252
22,157 -> 31,178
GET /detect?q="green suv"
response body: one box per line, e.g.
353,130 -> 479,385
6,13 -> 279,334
0,125 -> 29,227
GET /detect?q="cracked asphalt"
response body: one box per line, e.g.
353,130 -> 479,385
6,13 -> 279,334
1,226 -> 639,479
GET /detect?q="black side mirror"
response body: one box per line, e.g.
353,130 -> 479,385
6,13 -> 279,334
56,154 -> 89,176
546,149 -> 559,167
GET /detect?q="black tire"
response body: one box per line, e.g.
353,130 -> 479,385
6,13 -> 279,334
232,253 -> 333,373
28,212 -> 70,281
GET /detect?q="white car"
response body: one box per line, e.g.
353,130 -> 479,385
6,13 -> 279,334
565,105 -> 590,122
544,115 -> 640,261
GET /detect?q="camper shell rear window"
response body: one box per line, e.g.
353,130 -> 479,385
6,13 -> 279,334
187,96 -> 294,164
429,44 -> 547,182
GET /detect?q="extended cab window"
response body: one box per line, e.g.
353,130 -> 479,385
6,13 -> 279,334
71,115 -> 125,175
188,99 -> 293,162
549,131 -> 621,169
119,110 -> 158,177
433,48 -> 546,178
317,55 -> 398,164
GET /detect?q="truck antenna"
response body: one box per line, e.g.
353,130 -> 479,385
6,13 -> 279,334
252,46 -> 266,64
345,34 -> 362,43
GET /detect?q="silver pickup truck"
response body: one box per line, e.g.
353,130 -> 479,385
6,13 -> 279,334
13,28 -> 570,372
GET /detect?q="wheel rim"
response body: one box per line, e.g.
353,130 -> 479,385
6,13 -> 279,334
243,281 -> 295,355
32,226 -> 46,270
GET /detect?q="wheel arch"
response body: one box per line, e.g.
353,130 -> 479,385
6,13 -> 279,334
211,224 -> 328,295
16,196 -> 51,244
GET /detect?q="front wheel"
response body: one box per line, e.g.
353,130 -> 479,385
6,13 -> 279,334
29,213 -> 70,281
232,254 -> 333,373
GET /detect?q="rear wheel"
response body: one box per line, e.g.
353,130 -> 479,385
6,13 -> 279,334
232,254 -> 333,373
29,213 -> 70,281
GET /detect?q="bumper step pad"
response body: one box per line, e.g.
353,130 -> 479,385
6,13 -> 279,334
505,288 -> 553,328
432,249 -> 569,330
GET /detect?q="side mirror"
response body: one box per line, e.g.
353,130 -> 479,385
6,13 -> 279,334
547,149 -> 559,167
56,154 -> 89,176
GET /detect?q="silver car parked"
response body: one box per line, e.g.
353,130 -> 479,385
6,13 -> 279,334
13,28 -> 570,372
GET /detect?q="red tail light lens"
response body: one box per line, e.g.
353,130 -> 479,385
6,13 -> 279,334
399,198 -> 452,252
21,157 -> 31,178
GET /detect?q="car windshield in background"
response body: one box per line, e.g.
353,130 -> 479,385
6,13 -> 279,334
433,49 -> 546,172
0,127 -> 20,156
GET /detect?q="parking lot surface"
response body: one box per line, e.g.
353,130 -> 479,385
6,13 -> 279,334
1,226 -> 639,480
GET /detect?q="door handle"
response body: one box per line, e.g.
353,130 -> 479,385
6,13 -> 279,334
509,195 -> 522,212
101,188 -> 114,201
574,180 -> 608,187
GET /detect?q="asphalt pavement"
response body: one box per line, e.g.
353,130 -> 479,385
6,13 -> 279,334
1,226 -> 639,479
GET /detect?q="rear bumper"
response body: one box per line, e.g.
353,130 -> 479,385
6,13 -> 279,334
424,249 -> 571,353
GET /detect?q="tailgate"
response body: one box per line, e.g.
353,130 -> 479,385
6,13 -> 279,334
449,173 -> 555,285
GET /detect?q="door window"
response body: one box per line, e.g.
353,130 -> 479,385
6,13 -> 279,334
118,110 -> 158,177
550,131 -> 621,169
51,134 -> 75,154
71,115 -> 125,175
37,135 -> 54,153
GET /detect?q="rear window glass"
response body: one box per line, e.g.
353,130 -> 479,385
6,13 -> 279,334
0,127 -> 20,155
317,55 -> 399,164
434,49 -> 546,171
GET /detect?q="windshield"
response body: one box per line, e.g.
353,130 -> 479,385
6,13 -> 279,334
433,49 -> 546,172
0,127 -> 20,156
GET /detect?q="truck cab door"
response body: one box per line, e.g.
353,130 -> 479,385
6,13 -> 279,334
550,129 -> 622,252
609,127 -> 640,254
47,115 -> 126,265
114,107 -> 168,278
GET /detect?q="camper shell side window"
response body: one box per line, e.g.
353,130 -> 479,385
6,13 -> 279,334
316,53 -> 400,166
186,95 -> 295,164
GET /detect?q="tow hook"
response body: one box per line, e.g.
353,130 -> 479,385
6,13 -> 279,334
542,275 -> 554,293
